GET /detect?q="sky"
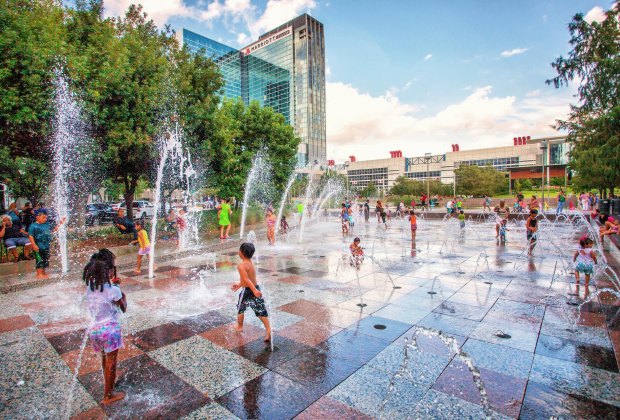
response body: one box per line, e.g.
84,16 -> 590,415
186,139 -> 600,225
101,0 -> 615,162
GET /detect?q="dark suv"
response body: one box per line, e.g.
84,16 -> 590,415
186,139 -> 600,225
85,204 -> 116,226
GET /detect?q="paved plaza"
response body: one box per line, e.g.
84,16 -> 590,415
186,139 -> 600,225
1,216 -> 619,419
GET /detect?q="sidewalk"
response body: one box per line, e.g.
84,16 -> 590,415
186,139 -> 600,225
0,235 -> 242,294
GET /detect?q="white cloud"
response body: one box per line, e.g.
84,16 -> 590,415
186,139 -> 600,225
326,83 -> 572,161
403,80 -> 413,91
248,0 -> 316,38
584,6 -> 606,23
423,53 -> 433,61
526,89 -> 541,97
103,0 -> 253,27
236,32 -> 250,44
103,0 -> 316,45
500,48 -> 529,58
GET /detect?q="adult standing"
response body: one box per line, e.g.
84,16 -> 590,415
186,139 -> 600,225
556,190 -> 566,214
529,195 -> 540,213
113,209 -> 138,245
218,198 -> 232,239
420,194 -> 427,210
21,202 -> 35,231
364,200 -> 370,223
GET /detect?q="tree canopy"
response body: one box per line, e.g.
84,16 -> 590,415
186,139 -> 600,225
547,4 -> 620,196
0,0 -> 300,215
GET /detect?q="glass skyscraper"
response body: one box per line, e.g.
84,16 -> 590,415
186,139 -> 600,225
181,14 -> 326,166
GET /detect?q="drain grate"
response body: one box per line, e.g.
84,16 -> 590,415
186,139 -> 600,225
427,291 -> 437,295
373,324 -> 387,330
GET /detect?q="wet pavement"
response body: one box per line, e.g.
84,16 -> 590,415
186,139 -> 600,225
1,215 -> 619,419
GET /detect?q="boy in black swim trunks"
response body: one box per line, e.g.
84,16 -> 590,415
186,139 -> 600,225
231,243 -> 271,342
526,210 -> 538,255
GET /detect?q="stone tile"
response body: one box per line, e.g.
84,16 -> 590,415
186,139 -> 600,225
277,319 -> 342,346
346,315 -> 412,341
328,364 -> 427,418
150,335 -> 266,398
274,347 -> 360,394
447,291 -> 498,308
367,341 -> 449,388
278,274 -> 312,285
233,335 -> 313,369
46,328 -> 89,355
1,327 -> 97,418
200,322 -> 266,350
176,311 -> 235,334
182,402 -> 239,420
277,299 -> 331,321
296,395 -> 374,420
470,320 -> 539,353
0,314 -> 34,334
462,338 -> 534,379
401,326 -> 468,360
530,354 -> 620,407
129,321 -> 196,352
540,318 -> 613,350
520,381 -> 620,419
412,389 -> 508,419
433,301 -> 491,321
217,371 -> 321,419
432,359 -> 527,418
372,304 -> 430,324
535,334 -> 618,372
280,266 -> 311,275
62,336 -> 144,377
79,353 -> 208,418
418,312 -> 480,337
336,297 -> 387,313
303,279 -> 361,295
316,329 -> 390,365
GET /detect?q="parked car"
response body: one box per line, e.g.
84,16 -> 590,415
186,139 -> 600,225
111,202 -> 123,211
85,204 -> 117,226
120,201 -> 155,220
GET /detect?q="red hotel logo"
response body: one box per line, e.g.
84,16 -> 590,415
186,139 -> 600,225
241,27 -> 292,56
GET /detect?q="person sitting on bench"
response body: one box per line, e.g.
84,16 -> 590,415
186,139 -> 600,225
113,209 -> 138,245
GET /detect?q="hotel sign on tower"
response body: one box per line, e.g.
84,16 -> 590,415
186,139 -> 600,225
242,27 -> 293,56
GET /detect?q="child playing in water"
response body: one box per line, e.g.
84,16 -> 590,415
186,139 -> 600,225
279,216 -> 289,235
27,209 -> 66,279
573,236 -> 597,289
341,203 -> 350,236
84,249 -> 127,405
218,198 -> 233,239
266,209 -> 276,245
231,243 -> 271,342
408,209 -> 417,242
499,219 -> 508,243
526,210 -> 538,255
349,237 -> 364,269
134,221 -> 151,274
458,210 -> 465,229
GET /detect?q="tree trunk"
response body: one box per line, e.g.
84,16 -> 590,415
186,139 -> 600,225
124,176 -> 137,219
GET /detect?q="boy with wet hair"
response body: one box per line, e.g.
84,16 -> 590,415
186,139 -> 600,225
28,209 -> 66,279
231,243 -> 271,342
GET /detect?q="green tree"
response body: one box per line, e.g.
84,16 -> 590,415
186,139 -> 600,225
359,182 -> 378,198
0,146 -> 49,205
0,0 -> 66,162
212,99 -> 300,201
547,5 -> 620,196
454,165 -> 507,196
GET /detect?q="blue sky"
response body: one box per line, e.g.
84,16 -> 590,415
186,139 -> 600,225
102,0 -> 614,161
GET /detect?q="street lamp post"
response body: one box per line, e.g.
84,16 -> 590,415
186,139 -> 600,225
424,153 -> 432,201
540,140 -> 547,213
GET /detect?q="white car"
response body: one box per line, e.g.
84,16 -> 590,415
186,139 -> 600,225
120,201 -> 155,220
